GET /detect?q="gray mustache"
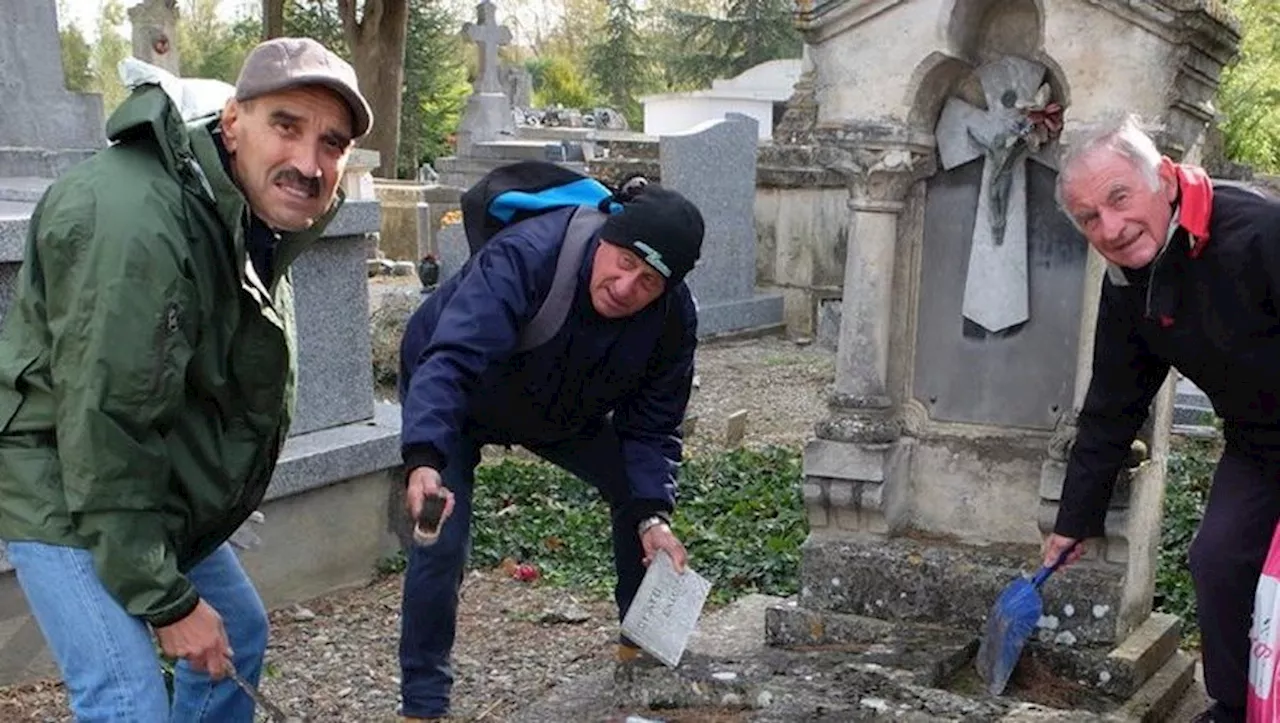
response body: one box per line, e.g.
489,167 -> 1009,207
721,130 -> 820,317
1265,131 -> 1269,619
273,168 -> 320,197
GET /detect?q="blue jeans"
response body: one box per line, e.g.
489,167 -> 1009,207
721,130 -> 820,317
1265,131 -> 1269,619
6,541 -> 269,722
398,419 -> 648,718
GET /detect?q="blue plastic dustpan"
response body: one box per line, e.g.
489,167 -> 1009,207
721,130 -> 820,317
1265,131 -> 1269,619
974,544 -> 1077,695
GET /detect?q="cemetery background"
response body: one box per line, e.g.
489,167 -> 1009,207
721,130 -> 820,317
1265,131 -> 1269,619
1,0 -> 1279,720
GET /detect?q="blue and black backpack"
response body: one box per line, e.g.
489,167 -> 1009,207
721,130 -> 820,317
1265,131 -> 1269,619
458,160 -> 650,351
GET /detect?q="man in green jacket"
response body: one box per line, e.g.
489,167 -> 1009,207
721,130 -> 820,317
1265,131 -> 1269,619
0,37 -> 371,722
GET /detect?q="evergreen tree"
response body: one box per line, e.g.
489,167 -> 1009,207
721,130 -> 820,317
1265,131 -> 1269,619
667,0 -> 801,88
587,0 -> 651,127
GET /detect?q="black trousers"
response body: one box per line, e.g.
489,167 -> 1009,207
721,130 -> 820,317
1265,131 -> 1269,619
1189,451 -> 1280,721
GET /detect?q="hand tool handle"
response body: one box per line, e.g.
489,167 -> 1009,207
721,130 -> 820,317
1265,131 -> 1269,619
412,492 -> 448,546
1031,541 -> 1080,588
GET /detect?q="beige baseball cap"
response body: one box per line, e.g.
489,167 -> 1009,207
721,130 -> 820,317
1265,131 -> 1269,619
234,37 -> 373,139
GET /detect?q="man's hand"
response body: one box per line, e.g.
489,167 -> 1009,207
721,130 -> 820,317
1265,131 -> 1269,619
640,522 -> 688,573
155,599 -> 232,679
406,466 -> 454,527
1043,533 -> 1086,570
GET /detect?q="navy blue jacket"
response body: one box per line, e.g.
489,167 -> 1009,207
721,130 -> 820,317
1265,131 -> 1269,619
398,207 -> 698,519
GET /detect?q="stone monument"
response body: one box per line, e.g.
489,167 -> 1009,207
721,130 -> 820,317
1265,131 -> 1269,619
660,114 -> 785,337
0,0 -> 105,179
768,0 -> 1240,716
455,0 -> 515,156
0,0 -> 106,313
128,0 -> 181,75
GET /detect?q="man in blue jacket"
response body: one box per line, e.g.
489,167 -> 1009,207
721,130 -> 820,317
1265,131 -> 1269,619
396,184 -> 704,721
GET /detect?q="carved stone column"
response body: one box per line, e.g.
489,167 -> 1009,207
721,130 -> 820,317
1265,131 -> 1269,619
802,134 -> 934,538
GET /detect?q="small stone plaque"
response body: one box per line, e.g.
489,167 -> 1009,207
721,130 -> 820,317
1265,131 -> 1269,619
620,551 -> 712,668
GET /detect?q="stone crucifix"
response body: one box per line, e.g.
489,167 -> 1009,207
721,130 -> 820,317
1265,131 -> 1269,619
464,1 -> 512,94
936,56 -> 1057,334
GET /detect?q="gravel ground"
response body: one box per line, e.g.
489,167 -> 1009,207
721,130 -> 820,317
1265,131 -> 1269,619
0,277 -> 834,722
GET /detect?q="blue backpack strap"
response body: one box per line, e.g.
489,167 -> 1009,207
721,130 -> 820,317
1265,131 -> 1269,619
516,206 -> 608,352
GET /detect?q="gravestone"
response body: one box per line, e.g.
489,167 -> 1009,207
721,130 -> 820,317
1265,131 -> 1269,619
771,0 -> 1240,717
435,2 -> 598,189
500,63 -> 534,108
128,0 -> 180,75
434,221 -> 471,282
659,113 -> 784,337
914,138 -> 1087,430
455,0 -> 515,156
0,0 -> 105,178
0,0 -> 106,313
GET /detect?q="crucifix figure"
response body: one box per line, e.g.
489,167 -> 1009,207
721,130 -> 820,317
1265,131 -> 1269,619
936,56 -> 1060,334
464,1 -> 512,94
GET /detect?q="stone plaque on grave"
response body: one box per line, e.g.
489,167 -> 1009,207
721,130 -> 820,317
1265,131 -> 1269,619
912,160 -> 1086,431
620,551 -> 712,668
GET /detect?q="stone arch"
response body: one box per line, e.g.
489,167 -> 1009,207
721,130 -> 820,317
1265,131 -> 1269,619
904,51 -> 977,135
943,0 -> 1045,63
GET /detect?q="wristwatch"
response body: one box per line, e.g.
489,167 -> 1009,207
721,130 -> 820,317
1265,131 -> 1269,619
637,515 -> 668,537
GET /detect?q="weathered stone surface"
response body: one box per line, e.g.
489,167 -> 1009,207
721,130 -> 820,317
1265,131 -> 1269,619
512,584 -> 1192,723
798,537 -> 1126,646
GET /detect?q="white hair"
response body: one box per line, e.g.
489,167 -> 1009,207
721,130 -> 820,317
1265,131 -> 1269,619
1054,114 -> 1164,216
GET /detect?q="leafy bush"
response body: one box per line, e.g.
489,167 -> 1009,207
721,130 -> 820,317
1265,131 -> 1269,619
466,445 -> 807,605
1154,435 -> 1221,644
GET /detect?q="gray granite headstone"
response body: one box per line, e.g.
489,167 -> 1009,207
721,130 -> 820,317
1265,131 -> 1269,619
289,201 -> 380,436
0,0 -> 105,178
659,113 -> 783,337
912,160 -> 1087,430
435,222 -> 472,281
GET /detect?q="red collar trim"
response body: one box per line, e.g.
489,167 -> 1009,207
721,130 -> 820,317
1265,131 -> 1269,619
1175,164 -> 1213,258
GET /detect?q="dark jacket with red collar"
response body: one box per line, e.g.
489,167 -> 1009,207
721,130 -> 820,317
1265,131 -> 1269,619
1054,166 -> 1280,539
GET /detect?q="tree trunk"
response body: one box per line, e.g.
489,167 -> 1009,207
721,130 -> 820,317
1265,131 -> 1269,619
337,0 -> 410,178
262,0 -> 285,39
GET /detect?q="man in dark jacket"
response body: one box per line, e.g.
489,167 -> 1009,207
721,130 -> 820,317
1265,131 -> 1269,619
397,184 -> 704,721
1044,115 -> 1280,723
0,38 -> 370,722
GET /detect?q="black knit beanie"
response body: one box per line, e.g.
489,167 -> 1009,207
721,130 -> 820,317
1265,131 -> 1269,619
599,186 -> 705,286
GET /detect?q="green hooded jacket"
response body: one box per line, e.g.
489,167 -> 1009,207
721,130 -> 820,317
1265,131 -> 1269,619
0,83 -> 341,626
